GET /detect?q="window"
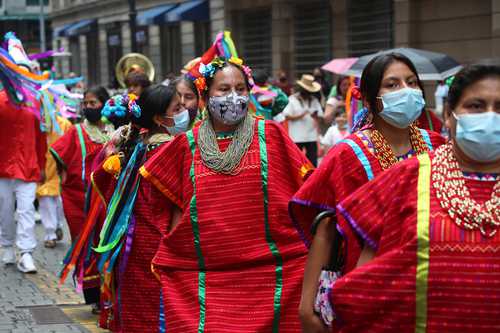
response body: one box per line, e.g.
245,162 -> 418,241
26,0 -> 49,6
347,0 -> 394,56
294,1 -> 332,75
86,29 -> 99,86
160,24 -> 181,78
235,8 -> 272,71
69,36 -> 81,75
107,28 -> 123,88
194,20 -> 210,57
135,27 -> 149,57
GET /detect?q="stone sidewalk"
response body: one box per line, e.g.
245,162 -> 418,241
0,222 -> 107,333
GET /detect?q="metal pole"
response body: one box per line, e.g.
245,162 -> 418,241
39,0 -> 46,52
128,0 -> 137,52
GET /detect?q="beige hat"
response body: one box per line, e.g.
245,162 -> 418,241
296,74 -> 321,93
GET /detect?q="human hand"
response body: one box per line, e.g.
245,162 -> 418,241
39,170 -> 46,183
299,311 -> 330,333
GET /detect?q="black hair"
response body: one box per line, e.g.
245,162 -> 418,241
119,84 -> 176,163
296,85 -> 314,100
124,71 -> 152,89
336,76 -> 350,98
204,61 -> 251,99
447,64 -> 500,110
171,75 -> 200,122
360,52 -> 424,114
134,84 -> 176,129
252,68 -> 269,86
171,75 -> 199,100
84,86 -> 110,105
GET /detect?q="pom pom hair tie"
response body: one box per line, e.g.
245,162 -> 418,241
101,93 -> 141,123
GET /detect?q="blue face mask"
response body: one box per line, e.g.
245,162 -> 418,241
378,87 -> 425,128
453,111 -> 500,162
162,108 -> 190,135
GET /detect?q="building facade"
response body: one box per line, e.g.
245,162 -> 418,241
50,0 -> 210,87
0,0 -> 51,57
51,0 -> 500,87
224,0 -> 500,79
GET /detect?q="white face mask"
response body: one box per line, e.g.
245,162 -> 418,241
453,111 -> 500,162
208,90 -> 249,125
161,108 -> 190,135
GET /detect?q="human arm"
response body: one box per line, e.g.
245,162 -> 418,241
286,112 -> 307,121
323,98 -> 345,124
282,95 -> 307,121
271,87 -> 289,117
299,217 -> 335,333
356,244 -> 376,268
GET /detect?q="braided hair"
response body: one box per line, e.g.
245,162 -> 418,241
102,84 -> 176,162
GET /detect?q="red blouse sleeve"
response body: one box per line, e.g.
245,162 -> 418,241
50,125 -> 76,168
34,118 -> 47,175
289,138 -> 371,247
266,120 -> 314,184
336,157 -> 420,254
139,134 -> 190,208
428,130 -> 446,150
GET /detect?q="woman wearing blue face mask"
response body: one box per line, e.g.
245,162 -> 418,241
139,33 -> 315,331
319,63 -> 500,332
292,53 -> 446,332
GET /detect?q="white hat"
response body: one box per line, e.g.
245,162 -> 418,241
296,74 -> 321,93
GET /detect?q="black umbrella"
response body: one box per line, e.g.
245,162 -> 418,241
343,47 -> 462,81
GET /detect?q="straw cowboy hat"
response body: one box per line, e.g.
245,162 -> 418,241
296,74 -> 321,93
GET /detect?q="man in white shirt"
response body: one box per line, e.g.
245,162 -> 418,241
281,74 -> 323,166
434,80 -> 449,116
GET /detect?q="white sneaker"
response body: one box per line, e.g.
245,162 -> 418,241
17,253 -> 37,274
2,247 -> 16,265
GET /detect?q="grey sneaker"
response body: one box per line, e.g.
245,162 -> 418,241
55,227 -> 63,241
17,253 -> 37,274
2,247 -> 16,265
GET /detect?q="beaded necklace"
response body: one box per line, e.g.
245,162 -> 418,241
82,119 -> 113,144
370,125 -> 428,170
432,143 -> 500,237
198,115 -> 255,175
146,133 -> 173,151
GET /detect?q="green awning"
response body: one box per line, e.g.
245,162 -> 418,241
0,14 -> 41,21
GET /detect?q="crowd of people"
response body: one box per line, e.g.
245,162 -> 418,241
0,29 -> 499,333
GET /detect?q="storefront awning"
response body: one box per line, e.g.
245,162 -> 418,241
136,4 -> 178,26
65,19 -> 96,37
163,0 -> 208,22
0,14 -> 40,21
52,22 -> 75,38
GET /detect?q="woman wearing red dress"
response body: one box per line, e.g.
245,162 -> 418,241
140,34 -> 313,332
51,86 -> 113,306
332,63 -> 500,332
292,53 -> 445,332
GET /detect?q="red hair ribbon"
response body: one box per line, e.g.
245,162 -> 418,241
351,85 -> 362,100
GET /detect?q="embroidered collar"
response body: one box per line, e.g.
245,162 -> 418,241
82,120 -> 113,144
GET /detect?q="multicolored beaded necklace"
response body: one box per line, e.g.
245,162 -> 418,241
370,125 -> 429,170
432,143 -> 500,237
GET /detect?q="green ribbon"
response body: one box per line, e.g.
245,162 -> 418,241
75,124 -> 87,183
258,120 -> 283,332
